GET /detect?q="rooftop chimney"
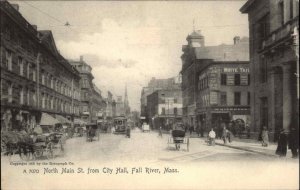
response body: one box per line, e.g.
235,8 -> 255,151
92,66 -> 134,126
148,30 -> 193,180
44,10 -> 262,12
234,36 -> 240,45
11,4 -> 19,11
80,55 -> 83,61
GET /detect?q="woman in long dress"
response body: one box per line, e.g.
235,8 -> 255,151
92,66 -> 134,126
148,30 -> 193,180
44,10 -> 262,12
261,126 -> 269,147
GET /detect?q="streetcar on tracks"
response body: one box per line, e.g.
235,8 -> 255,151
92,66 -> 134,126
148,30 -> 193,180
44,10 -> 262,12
113,116 -> 127,134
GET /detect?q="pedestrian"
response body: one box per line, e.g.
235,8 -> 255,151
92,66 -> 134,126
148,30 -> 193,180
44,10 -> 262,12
158,126 -> 163,137
222,126 -> 228,144
196,123 -> 200,137
208,128 -> 216,145
189,125 -> 193,135
288,127 -> 299,158
226,129 -> 233,143
261,126 -> 269,147
276,129 -> 288,157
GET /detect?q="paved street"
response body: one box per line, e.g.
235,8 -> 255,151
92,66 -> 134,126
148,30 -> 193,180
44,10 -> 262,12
50,128 -> 296,163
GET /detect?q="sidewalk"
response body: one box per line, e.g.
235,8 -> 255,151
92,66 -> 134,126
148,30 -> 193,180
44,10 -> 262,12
214,137 -> 296,159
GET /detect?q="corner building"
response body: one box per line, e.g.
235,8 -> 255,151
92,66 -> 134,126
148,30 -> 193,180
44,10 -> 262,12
241,0 -> 299,141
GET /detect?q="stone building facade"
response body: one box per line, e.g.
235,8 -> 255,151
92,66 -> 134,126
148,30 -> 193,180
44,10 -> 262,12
181,30 -> 249,128
69,56 -> 106,123
0,1 -> 81,131
241,0 -> 299,141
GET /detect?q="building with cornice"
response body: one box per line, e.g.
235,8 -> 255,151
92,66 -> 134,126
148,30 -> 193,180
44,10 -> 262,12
240,0 -> 299,141
0,1 -> 81,131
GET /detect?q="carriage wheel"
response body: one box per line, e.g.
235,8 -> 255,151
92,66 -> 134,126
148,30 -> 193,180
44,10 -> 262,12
19,148 -> 32,161
33,146 -> 43,159
45,142 -> 54,159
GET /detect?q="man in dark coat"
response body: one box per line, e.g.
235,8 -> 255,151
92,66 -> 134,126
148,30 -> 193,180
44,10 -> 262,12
288,127 -> 299,158
276,129 -> 288,157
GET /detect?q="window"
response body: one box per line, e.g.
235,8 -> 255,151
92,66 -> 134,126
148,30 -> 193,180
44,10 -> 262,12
260,57 -> 268,83
234,74 -> 240,85
290,0 -> 294,19
174,108 -> 178,115
50,76 -> 53,89
27,63 -> 30,78
27,88 -> 30,105
42,94 -> 45,109
51,97 -> 54,110
6,50 -> 12,71
221,73 -> 227,85
247,92 -> 251,105
234,92 -> 241,105
174,98 -> 177,103
161,108 -> 166,115
32,91 -> 36,106
41,72 -> 45,85
32,69 -> 36,82
20,87 -> 24,105
248,74 -> 250,85
8,83 -> 13,103
220,92 -> 227,105
279,1 -> 284,26
257,13 -> 270,49
18,57 -> 23,76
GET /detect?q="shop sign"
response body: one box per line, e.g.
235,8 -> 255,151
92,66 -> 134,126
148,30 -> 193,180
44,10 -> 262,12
210,91 -> 218,105
213,107 -> 249,111
223,67 -> 249,73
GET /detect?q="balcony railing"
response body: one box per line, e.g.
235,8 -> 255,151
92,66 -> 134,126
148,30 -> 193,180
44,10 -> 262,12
262,17 -> 298,50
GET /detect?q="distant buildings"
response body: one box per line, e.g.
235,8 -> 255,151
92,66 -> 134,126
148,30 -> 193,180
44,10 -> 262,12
1,1 -> 81,130
240,0 -> 299,141
147,87 -> 182,129
140,76 -> 182,123
181,30 -> 250,130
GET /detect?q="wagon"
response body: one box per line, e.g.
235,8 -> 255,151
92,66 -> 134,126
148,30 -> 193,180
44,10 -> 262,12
1,130 -> 64,161
167,129 -> 189,151
86,123 -> 100,142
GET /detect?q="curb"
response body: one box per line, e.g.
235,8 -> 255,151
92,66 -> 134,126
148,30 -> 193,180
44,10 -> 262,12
215,142 -> 278,158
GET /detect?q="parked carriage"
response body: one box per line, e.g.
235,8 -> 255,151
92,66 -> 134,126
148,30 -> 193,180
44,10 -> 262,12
86,123 -> 100,142
167,123 -> 189,151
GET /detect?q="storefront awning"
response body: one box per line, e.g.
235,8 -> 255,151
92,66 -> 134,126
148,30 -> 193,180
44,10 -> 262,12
55,115 -> 72,124
74,118 -> 87,125
40,113 -> 60,126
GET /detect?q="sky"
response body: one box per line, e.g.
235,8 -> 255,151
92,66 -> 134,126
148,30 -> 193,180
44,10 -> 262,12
11,0 -> 249,111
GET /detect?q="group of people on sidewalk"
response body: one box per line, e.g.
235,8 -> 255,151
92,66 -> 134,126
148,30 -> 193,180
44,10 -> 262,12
251,126 -> 299,159
275,127 -> 299,158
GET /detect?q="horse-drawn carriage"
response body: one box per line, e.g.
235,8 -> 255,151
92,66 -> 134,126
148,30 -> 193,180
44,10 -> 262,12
167,123 -> 189,151
1,129 -> 64,161
86,123 -> 100,142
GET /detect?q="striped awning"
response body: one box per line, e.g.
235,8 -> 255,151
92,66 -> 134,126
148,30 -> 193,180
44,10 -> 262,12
40,113 -> 60,126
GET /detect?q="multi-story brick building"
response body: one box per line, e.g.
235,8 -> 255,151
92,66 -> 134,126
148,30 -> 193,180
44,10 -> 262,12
196,62 -> 250,133
147,87 -> 182,130
0,1 -> 81,131
181,30 -> 249,128
69,56 -> 106,123
240,0 -> 299,141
